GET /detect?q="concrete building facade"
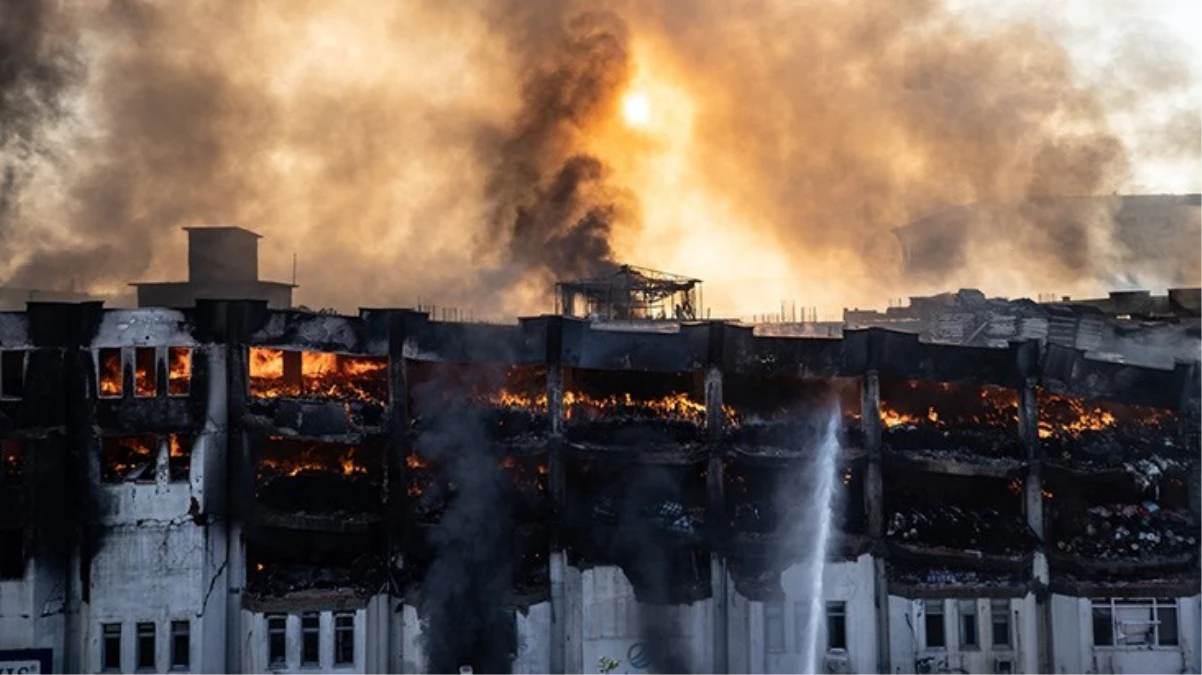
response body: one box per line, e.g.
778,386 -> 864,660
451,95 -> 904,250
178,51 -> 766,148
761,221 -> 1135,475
0,301 -> 1197,674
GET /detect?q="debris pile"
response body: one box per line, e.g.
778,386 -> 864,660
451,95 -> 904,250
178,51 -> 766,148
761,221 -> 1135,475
883,425 -> 1024,459
889,563 -> 1026,587
1055,502 -> 1197,559
887,506 -> 1036,554
248,557 -> 384,597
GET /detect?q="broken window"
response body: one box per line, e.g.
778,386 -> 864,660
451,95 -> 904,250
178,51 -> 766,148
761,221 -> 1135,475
764,601 -> 786,653
170,620 -> 190,670
924,600 -> 947,649
2,438 -> 22,483
301,613 -> 320,666
825,601 -> 847,651
100,435 -> 159,483
991,600 -> 1011,647
102,623 -> 122,672
1092,598 -> 1179,647
0,528 -> 24,579
168,347 -> 191,396
0,350 -> 27,399
334,613 -> 354,665
267,615 -> 286,666
135,347 -> 157,397
99,348 -> 123,397
168,434 -> 192,482
958,600 -> 978,650
136,622 -> 156,671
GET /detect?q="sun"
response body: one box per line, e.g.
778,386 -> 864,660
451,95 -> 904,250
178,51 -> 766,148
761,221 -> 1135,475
622,91 -> 651,128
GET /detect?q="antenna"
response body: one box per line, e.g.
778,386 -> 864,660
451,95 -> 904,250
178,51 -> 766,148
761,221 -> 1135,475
292,253 -> 298,285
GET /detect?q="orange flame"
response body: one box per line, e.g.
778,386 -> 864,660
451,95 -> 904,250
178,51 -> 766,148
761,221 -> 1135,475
99,349 -> 122,396
1037,391 -> 1172,440
249,348 -> 388,402
257,443 -> 372,478
168,347 -> 191,396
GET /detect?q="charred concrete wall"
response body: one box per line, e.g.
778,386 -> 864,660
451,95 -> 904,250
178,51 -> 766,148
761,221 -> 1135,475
0,301 -> 1197,674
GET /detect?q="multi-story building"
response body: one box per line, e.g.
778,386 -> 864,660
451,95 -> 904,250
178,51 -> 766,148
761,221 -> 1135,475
0,300 -> 1197,674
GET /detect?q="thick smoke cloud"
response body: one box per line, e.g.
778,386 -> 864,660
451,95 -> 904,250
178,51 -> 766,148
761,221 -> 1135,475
482,9 -> 636,289
414,392 -> 516,673
0,0 -> 82,233
1,0 -> 1197,315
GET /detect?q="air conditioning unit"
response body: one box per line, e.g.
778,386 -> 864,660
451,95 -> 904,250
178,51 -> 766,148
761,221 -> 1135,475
824,654 -> 853,674
994,656 -> 1014,674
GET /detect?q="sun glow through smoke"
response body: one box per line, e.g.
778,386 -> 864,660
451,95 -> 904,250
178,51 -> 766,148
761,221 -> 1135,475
622,92 -> 651,128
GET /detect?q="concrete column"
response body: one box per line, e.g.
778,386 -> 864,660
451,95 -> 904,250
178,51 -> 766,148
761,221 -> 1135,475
1016,377 -> 1051,673
545,317 -> 578,674
282,349 -> 303,390
705,322 -> 730,674
860,370 -> 890,674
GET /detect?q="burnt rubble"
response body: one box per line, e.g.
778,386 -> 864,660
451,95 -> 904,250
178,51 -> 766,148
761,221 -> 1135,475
1,298 -> 1198,671
887,506 -> 1037,555
1054,502 -> 1198,561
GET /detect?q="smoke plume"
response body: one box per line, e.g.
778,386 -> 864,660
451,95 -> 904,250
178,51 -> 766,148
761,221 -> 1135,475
1,0 -> 1198,314
0,0 -> 82,233
415,391 -> 516,673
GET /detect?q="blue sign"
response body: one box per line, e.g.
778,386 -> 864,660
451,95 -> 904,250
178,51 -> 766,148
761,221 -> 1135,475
627,642 -> 651,670
0,649 -> 52,674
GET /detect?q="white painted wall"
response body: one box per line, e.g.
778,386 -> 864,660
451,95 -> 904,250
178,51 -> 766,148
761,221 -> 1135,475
514,602 -> 552,674
889,595 -> 1032,674
1051,593 -> 1201,675
579,566 -> 712,674
241,607 -> 372,674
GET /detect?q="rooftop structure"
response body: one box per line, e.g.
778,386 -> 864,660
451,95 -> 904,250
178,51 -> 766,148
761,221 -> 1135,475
131,226 -> 296,309
556,264 -> 702,321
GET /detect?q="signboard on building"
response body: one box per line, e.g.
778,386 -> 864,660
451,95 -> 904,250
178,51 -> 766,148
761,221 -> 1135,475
0,649 -> 53,674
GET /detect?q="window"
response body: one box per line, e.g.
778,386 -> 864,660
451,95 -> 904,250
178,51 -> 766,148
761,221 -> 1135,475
334,613 -> 354,665
1092,598 -> 1179,647
991,599 -> 1011,647
267,615 -> 286,666
135,347 -> 157,397
168,347 -> 191,396
168,434 -> 192,482
301,613 -> 320,666
924,600 -> 946,649
99,348 -> 123,397
764,601 -> 786,653
171,620 -> 190,670
0,528 -> 24,579
958,600 -> 978,650
826,602 -> 848,651
1,350 -> 27,398
100,435 -> 159,483
102,623 -> 122,672
137,622 -> 156,671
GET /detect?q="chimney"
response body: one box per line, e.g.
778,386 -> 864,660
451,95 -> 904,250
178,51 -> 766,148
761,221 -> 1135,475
184,226 -> 261,283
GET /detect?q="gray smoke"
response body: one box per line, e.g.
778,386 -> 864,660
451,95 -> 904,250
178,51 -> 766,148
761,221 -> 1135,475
0,0 -> 83,233
415,391 -> 516,674
481,8 -> 636,288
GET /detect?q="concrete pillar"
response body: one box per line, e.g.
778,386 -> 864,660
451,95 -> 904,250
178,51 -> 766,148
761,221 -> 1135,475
860,370 -> 890,674
544,317 -> 579,674
385,311 -> 419,673
705,323 -> 730,674
1017,377 -> 1051,674
282,348 -> 303,389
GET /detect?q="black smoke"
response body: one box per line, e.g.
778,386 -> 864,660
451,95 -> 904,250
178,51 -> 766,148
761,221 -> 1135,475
483,8 -> 637,286
415,391 -> 516,674
0,0 -> 83,232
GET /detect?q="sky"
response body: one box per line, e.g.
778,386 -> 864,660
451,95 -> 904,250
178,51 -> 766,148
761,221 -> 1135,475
953,0 -> 1200,194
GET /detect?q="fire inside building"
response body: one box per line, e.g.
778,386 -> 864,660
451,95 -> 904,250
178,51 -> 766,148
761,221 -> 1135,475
0,222 -> 1196,675
0,288 -> 1197,674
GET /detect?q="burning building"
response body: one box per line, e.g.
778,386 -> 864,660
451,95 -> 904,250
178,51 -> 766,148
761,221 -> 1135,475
0,299 -> 1197,674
